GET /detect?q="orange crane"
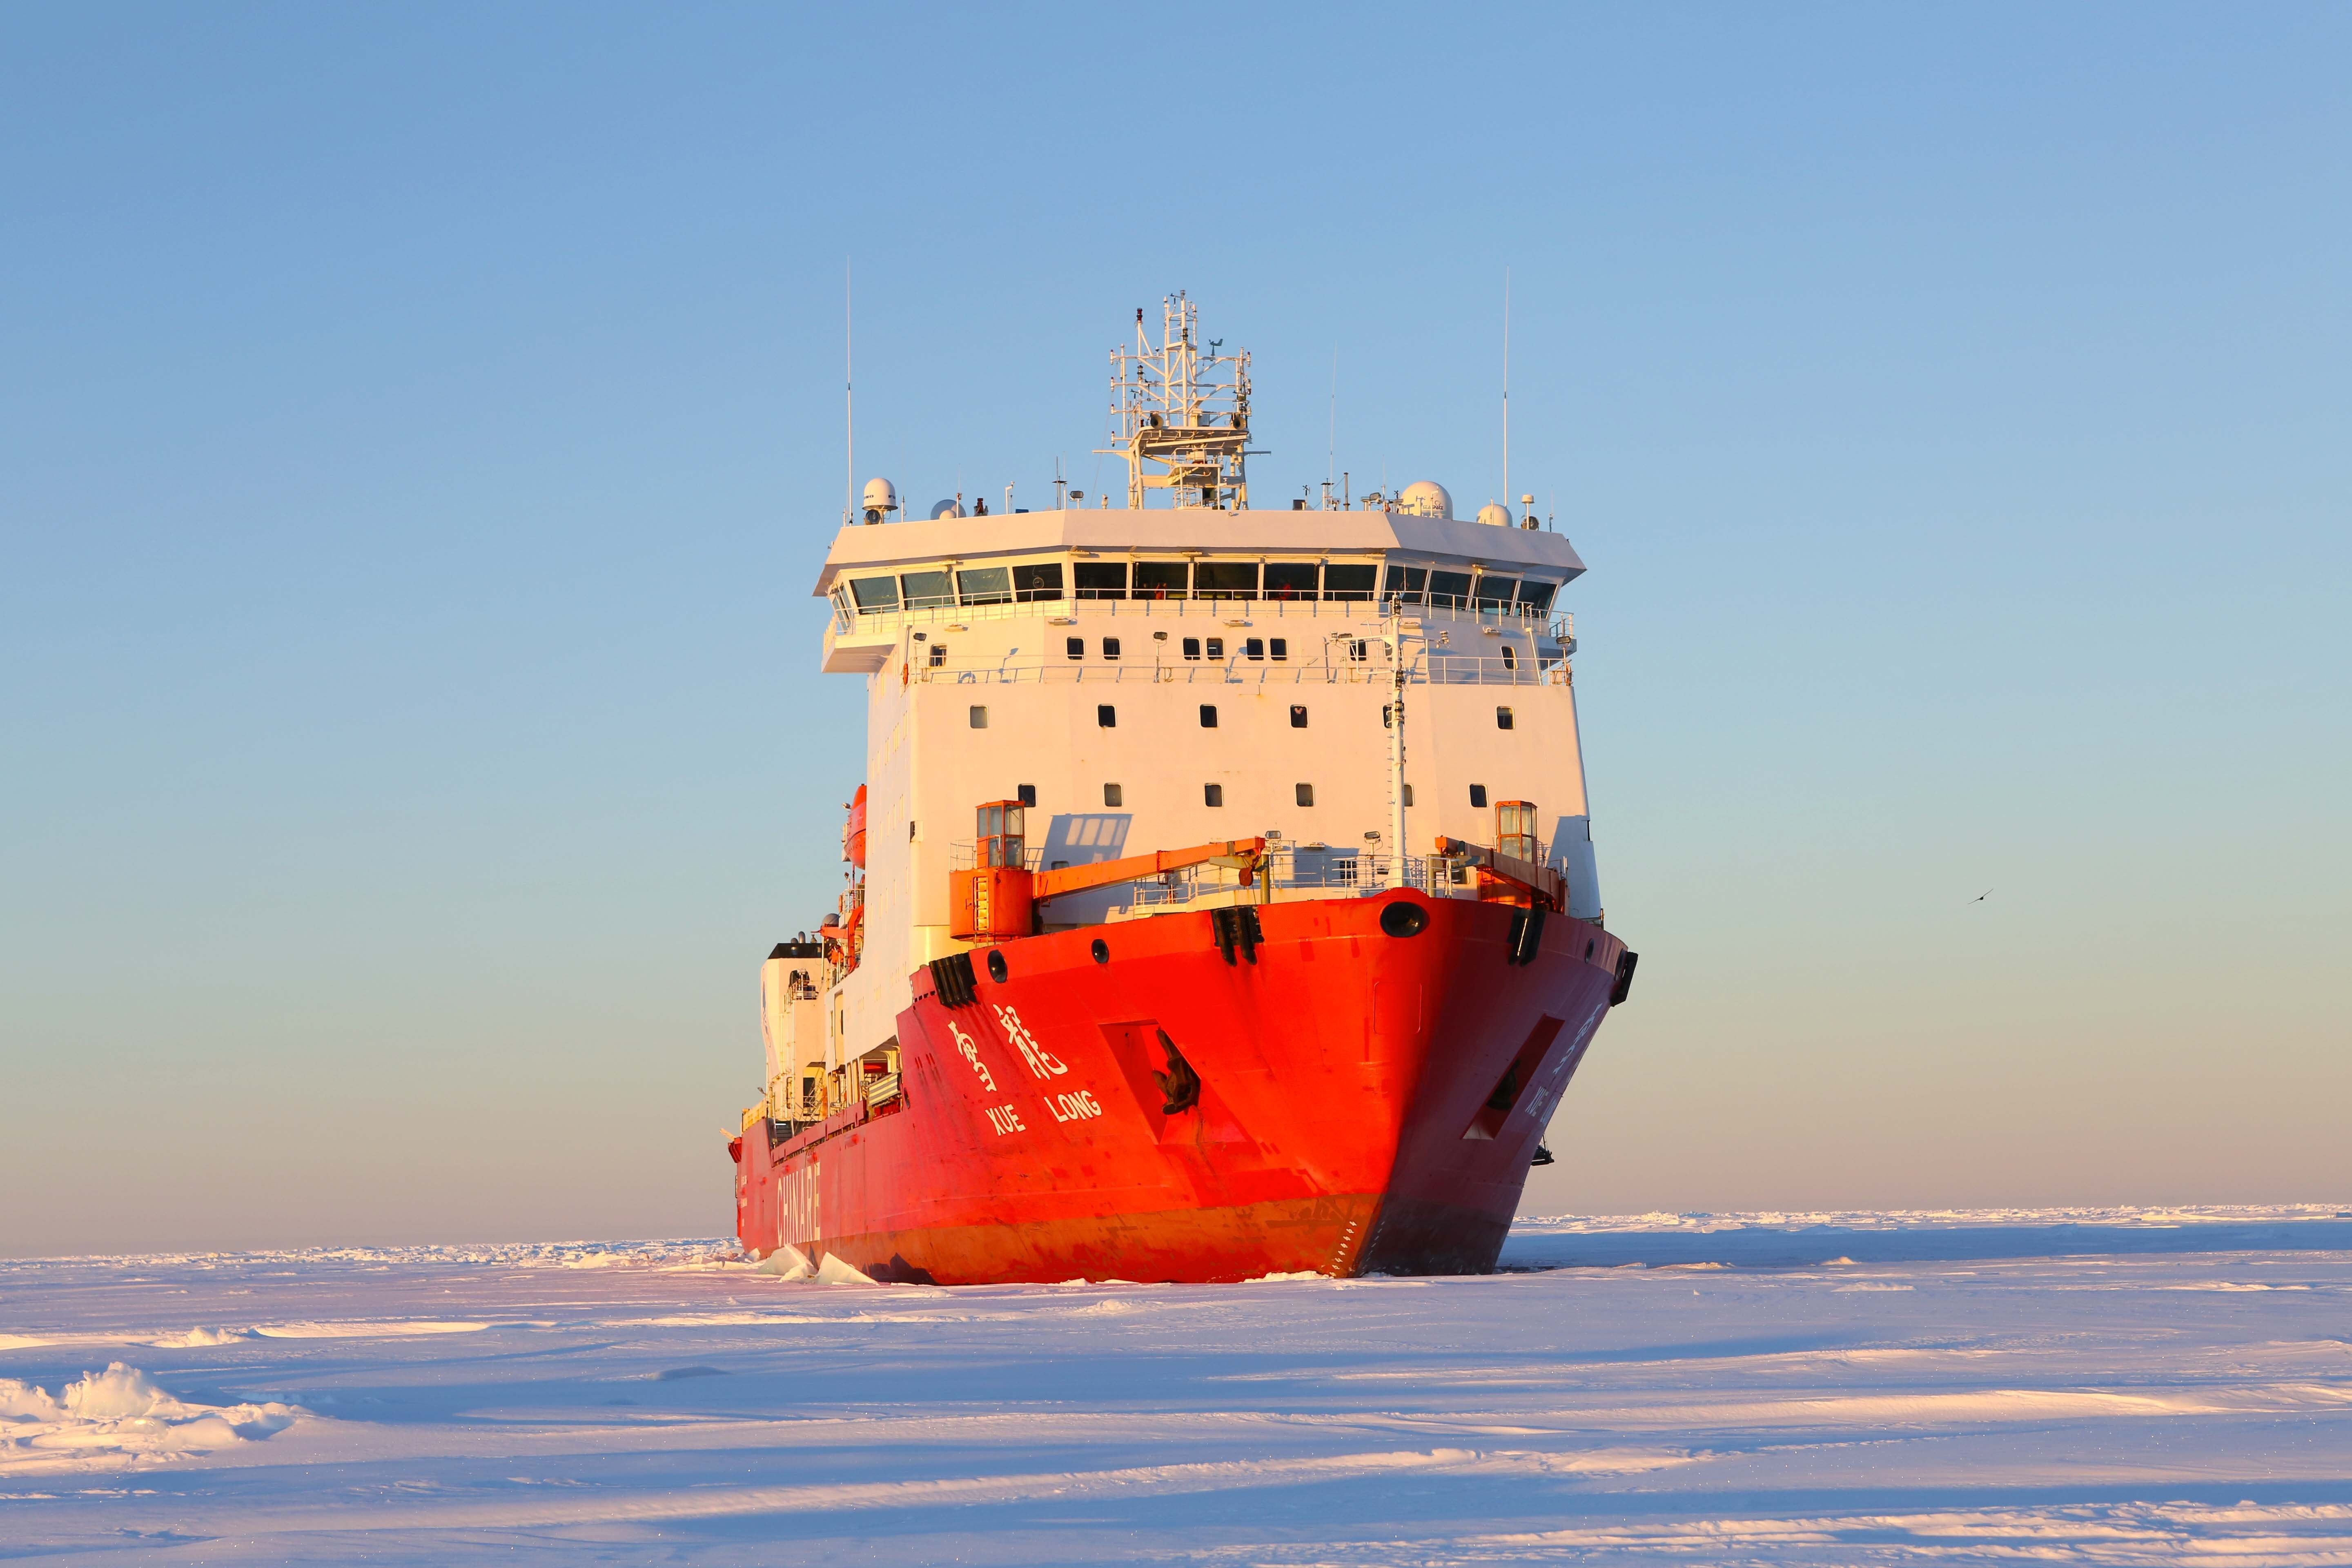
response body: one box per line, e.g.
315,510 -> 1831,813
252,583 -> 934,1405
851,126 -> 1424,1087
949,799 -> 1266,942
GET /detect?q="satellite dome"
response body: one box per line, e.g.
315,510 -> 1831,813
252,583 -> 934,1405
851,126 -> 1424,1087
1396,480 -> 1453,520
860,478 -> 899,523
929,498 -> 965,519
1475,501 -> 1512,527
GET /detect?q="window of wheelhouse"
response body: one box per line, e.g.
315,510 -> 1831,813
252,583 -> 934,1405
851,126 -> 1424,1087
1194,561 -> 1258,601
901,568 -> 954,610
1323,563 -> 1376,601
848,576 -> 899,614
1427,570 -> 1473,610
1263,562 -> 1317,601
956,566 -> 1013,605
1474,576 -> 1519,613
1517,579 -> 1558,617
1075,562 -> 1128,599
1012,562 -> 1064,601
1134,561 -> 1188,599
1381,564 -> 1428,604
977,801 -> 1025,868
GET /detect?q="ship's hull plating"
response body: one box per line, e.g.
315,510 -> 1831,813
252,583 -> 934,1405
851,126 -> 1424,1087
734,891 -> 1627,1284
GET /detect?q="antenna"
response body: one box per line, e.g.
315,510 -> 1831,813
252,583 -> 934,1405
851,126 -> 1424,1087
1501,266 -> 1510,522
844,258 -> 853,529
1328,347 -> 1338,493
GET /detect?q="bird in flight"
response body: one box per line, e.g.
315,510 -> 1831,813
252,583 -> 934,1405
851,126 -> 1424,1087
1971,889 -> 1991,903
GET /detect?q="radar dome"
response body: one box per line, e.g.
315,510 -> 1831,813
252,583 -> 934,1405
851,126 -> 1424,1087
929,498 -> 965,519
1396,480 -> 1453,520
1475,501 -> 1511,527
860,478 -> 899,523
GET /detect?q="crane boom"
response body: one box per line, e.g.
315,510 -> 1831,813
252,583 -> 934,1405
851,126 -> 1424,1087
1033,838 -> 1267,903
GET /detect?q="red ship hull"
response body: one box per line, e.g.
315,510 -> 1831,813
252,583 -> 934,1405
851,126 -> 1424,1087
733,891 -> 1629,1283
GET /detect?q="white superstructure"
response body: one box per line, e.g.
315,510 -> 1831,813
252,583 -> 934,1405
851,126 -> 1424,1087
777,298 -> 1608,1123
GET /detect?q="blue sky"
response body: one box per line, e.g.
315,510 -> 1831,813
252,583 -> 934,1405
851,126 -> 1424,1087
4,4 -> 2346,1253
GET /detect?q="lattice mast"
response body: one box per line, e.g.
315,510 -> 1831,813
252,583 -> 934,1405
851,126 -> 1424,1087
1103,293 -> 1252,510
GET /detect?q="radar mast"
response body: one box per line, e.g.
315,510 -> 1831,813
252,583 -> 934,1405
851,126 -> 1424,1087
1103,293 -> 1252,510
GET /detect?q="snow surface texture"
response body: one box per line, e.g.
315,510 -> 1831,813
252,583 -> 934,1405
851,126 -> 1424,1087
0,1207 -> 2347,1564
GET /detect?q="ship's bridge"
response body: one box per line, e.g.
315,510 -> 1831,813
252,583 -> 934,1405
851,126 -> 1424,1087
813,508 -> 1586,675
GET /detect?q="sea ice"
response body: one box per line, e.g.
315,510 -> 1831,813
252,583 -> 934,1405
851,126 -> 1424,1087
0,1205 -> 2345,1564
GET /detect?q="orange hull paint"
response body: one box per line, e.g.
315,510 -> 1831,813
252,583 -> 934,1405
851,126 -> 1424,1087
735,892 -> 1627,1283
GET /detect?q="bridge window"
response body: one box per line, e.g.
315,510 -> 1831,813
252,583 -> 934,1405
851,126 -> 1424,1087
1103,783 -> 1124,807
1097,704 -> 1116,728
1134,561 -> 1188,599
1264,562 -> 1318,600
1475,577 -> 1519,612
1195,561 -> 1258,600
1324,564 -> 1376,601
1428,570 -> 1473,610
902,569 -> 954,610
1200,705 -> 1218,728
1290,705 -> 1308,728
849,576 -> 899,613
1295,783 -> 1315,807
1013,563 -> 1064,602
1469,784 -> 1488,808
1075,562 -> 1128,599
1065,637 -> 1084,660
956,566 -> 1013,605
1182,637 -> 1202,659
1382,565 -> 1428,604
1204,784 -> 1224,807
1517,580 -> 1558,614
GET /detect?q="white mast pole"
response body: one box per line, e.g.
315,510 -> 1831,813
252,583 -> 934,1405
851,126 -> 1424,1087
1502,266 -> 1510,522
844,258 -> 853,527
1387,599 -> 1408,890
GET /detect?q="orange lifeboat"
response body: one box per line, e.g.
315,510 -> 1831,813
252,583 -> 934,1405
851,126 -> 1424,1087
842,785 -> 868,869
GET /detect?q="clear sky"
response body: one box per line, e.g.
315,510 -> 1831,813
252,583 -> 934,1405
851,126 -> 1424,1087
4,5 -> 2346,1256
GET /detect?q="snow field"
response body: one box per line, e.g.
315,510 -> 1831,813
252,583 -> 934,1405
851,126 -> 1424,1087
0,1207 -> 2347,1564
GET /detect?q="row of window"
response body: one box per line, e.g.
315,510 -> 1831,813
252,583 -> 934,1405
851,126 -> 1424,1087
967,704 -> 1513,730
845,560 -> 1559,615
1086,782 -> 1474,808
1067,636 -> 1313,662
980,780 -> 1495,811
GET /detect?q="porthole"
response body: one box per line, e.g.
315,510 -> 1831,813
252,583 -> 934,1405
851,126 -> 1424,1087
1379,900 -> 1429,938
1584,938 -> 1595,959
1091,938 -> 1110,964
986,949 -> 1008,982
